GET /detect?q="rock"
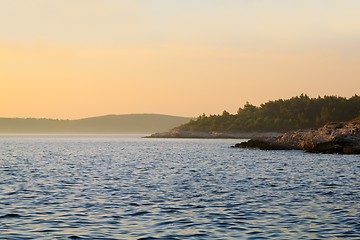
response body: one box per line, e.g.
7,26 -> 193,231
234,139 -> 297,150
234,120 -> 360,154
342,146 -> 360,154
306,140 -> 342,154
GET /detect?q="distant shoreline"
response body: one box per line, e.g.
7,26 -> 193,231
0,114 -> 191,134
146,130 -> 281,139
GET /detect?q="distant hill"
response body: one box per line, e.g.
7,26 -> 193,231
0,114 -> 192,133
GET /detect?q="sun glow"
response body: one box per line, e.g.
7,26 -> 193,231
1,1 -> 359,119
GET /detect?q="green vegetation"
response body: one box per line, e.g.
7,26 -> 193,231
0,114 -> 191,133
178,95 -> 360,133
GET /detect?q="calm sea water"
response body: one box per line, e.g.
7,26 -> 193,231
0,135 -> 359,239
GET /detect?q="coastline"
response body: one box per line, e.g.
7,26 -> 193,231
233,121 -> 360,154
145,130 -> 281,139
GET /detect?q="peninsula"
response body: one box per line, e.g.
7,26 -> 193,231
148,95 -> 360,139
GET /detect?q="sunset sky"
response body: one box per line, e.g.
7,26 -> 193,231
1,0 -> 359,119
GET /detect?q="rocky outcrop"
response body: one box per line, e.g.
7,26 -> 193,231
234,139 -> 299,150
147,129 -> 280,139
233,121 -> 360,154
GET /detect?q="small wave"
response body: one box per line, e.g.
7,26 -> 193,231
138,237 -> 180,240
0,213 -> 22,219
160,208 -> 181,214
68,236 -> 85,239
155,218 -> 193,227
129,211 -> 151,216
129,202 -> 141,206
137,237 -> 160,240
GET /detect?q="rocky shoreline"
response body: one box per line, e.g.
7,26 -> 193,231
233,120 -> 360,154
146,129 -> 280,139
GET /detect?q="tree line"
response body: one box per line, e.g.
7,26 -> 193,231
179,95 -> 360,133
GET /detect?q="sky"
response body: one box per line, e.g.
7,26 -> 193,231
0,0 -> 359,119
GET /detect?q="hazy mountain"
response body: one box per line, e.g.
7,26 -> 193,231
0,114 -> 191,134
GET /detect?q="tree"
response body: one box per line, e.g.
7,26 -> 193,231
177,95 -> 360,133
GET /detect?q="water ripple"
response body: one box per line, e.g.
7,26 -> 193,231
0,135 -> 359,239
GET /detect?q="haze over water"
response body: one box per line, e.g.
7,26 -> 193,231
1,135 -> 359,239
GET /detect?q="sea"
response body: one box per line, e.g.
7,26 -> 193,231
0,135 -> 359,239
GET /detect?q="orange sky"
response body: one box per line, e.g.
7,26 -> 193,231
1,1 -> 359,119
